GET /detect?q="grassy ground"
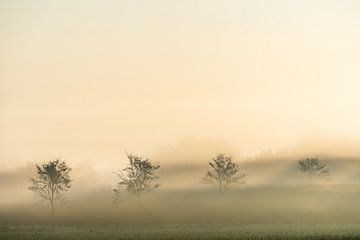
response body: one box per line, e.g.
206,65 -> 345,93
1,224 -> 360,240
2,186 -> 360,239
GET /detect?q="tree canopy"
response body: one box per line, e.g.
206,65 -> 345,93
115,153 -> 160,206
202,153 -> 246,194
298,157 -> 329,183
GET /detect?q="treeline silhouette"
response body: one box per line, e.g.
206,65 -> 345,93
27,153 -> 330,227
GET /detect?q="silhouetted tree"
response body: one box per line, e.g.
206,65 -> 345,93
28,159 -> 71,228
115,153 -> 160,208
112,186 -> 122,207
298,157 -> 329,183
202,153 -> 247,194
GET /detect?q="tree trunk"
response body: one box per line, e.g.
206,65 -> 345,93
137,194 -> 141,210
50,201 -> 55,230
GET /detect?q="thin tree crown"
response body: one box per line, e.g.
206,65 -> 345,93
202,153 -> 246,192
116,153 -> 160,196
29,159 -> 72,202
298,157 -> 329,181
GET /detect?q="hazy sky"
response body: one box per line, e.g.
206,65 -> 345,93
1,0 -> 360,169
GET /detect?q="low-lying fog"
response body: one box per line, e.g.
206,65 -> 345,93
1,135 -> 360,225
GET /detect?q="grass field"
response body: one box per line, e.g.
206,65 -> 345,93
2,185 -> 360,239
1,224 -> 360,240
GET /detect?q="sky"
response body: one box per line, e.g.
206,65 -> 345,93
1,0 -> 360,171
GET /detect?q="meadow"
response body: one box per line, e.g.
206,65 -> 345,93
1,223 -> 360,240
2,185 -> 360,239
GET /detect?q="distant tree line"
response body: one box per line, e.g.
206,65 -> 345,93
28,153 -> 329,228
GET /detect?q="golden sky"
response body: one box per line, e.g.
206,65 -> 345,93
1,0 -> 360,169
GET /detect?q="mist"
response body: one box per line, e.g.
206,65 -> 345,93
1,1 -> 360,236
1,133 -> 360,226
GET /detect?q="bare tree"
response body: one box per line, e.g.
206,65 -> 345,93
28,159 -> 71,228
115,153 -> 160,208
298,157 -> 329,183
202,153 -> 246,194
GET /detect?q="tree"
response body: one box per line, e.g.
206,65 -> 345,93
298,157 -> 329,183
28,159 -> 71,228
112,186 -> 122,207
115,153 -> 160,208
202,153 -> 246,194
